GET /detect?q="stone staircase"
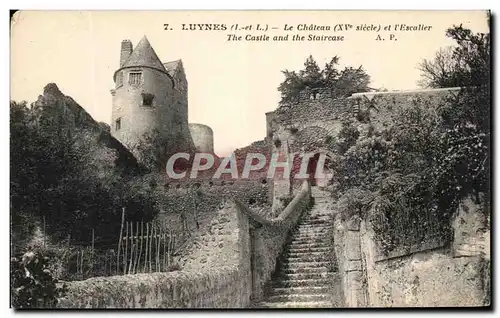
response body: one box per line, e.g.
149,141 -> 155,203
254,187 -> 342,308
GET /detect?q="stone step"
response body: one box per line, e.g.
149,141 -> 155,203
294,230 -> 329,235
286,250 -> 328,258
290,238 -> 329,245
281,261 -> 330,269
271,286 -> 331,295
294,228 -> 329,233
303,212 -> 331,217
296,226 -> 329,231
291,234 -> 328,241
299,219 -> 330,224
292,231 -> 329,238
287,246 -> 330,253
311,207 -> 329,211
289,243 -> 328,249
299,219 -> 330,227
295,224 -> 329,229
276,272 -> 332,281
285,255 -> 329,263
304,215 -> 330,220
302,216 -> 330,220
301,214 -> 331,220
312,196 -> 329,200
280,266 -> 329,274
255,301 -> 332,308
291,238 -> 326,243
294,228 -> 329,234
298,224 -> 330,228
293,229 -> 329,234
287,242 -> 329,249
274,278 -> 331,288
300,220 -> 331,226
267,293 -> 331,303
289,238 -> 329,244
312,200 -> 330,204
286,248 -> 328,255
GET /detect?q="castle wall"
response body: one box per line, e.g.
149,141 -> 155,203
169,64 -> 193,149
360,197 -> 490,307
189,123 -> 214,153
347,87 -> 461,130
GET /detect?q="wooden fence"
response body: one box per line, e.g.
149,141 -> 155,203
59,207 -> 181,281
116,220 -> 178,275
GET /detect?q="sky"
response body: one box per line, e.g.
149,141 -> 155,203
10,10 -> 489,156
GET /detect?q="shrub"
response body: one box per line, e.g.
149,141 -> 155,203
11,250 -> 67,309
331,86 -> 490,253
166,263 -> 182,272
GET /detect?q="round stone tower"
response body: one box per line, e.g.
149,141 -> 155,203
189,123 -> 214,153
110,36 -> 195,169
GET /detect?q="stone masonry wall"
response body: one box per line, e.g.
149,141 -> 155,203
178,201 -> 251,272
331,214 -> 366,307
156,180 -> 270,237
57,200 -> 252,308
347,87 -> 461,130
332,195 -> 490,308
356,197 -> 490,307
57,267 -> 248,308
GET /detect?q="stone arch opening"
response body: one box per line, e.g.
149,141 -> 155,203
289,125 -> 333,187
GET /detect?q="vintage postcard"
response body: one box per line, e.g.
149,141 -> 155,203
10,10 -> 491,309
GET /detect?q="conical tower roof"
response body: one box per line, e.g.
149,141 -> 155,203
122,36 -> 167,72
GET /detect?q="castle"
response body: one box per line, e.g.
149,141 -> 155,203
110,36 -> 214,169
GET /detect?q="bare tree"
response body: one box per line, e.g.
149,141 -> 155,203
417,46 -> 457,88
417,23 -> 490,89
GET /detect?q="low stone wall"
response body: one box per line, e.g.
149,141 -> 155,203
57,266 -> 249,308
236,181 -> 312,302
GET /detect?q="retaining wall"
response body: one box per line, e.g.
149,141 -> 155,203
333,196 -> 490,307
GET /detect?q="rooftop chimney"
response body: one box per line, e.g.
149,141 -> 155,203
120,40 -> 133,67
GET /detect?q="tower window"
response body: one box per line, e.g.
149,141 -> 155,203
129,72 -> 142,86
142,93 -> 155,107
115,118 -> 121,131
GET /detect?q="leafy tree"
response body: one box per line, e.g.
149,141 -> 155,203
278,55 -> 371,103
10,100 -> 158,247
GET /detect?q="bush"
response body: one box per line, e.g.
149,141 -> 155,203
331,86 -> 489,253
11,250 -> 67,309
166,263 -> 182,272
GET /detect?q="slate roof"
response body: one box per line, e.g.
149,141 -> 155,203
163,60 -> 181,77
121,36 -> 167,72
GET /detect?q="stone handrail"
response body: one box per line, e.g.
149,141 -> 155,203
234,180 -> 313,302
234,180 -> 311,229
